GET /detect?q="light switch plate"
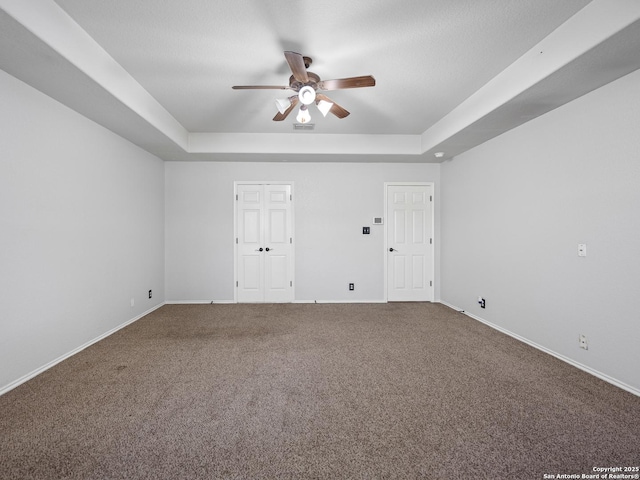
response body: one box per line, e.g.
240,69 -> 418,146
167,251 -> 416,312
578,244 -> 587,257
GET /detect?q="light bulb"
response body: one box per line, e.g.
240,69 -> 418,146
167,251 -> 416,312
296,105 -> 311,124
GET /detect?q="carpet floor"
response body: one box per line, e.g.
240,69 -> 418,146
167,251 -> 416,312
1,303 -> 639,479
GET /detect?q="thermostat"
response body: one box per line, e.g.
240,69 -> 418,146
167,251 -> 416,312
373,217 -> 384,225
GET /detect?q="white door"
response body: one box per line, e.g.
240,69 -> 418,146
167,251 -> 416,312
386,184 -> 433,302
236,183 -> 294,302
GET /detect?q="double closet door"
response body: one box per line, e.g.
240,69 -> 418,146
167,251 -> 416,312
235,183 -> 294,303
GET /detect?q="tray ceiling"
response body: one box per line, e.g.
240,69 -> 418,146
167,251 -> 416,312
1,0 -> 639,162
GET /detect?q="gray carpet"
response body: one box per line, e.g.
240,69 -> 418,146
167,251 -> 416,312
1,303 -> 639,479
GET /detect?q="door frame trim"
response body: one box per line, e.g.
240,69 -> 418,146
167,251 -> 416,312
233,181 -> 295,303
383,182 -> 435,303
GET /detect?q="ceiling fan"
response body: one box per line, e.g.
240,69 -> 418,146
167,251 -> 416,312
232,51 -> 375,123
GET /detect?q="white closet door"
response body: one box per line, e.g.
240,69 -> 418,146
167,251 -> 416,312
237,184 -> 265,302
263,184 -> 293,302
236,183 -> 293,303
386,184 -> 433,302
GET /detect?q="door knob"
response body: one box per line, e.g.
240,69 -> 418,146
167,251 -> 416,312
389,247 -> 395,252
256,247 -> 263,252
265,247 -> 271,251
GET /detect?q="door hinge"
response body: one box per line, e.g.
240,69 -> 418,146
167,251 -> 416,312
236,237 -> 238,244
236,194 -> 238,200
430,280 -> 433,287
236,281 -> 238,287
430,195 -> 433,202
290,194 -> 292,201
290,281 -> 293,287
290,237 -> 292,244
430,238 -> 432,245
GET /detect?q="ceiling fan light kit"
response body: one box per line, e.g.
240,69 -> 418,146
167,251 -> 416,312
233,51 -> 375,124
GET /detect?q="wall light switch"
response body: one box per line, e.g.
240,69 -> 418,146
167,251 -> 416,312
363,227 -> 370,234
578,244 -> 587,257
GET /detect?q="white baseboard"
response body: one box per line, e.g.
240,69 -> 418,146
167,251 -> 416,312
0,302 -> 165,397
438,301 -> 640,397
166,300 -> 388,304
165,300 -> 236,304
293,299 -> 387,304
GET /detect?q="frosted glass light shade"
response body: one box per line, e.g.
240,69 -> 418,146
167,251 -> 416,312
317,99 -> 333,117
275,97 -> 291,114
296,106 -> 311,123
298,86 -> 316,105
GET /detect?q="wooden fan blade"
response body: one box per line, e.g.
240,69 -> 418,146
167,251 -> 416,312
273,97 -> 299,121
284,51 -> 309,83
232,85 -> 291,90
317,75 -> 376,90
316,94 -> 350,119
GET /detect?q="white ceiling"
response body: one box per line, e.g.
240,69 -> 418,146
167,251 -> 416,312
1,0 -> 639,162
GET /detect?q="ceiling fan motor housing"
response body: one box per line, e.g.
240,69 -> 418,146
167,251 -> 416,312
289,72 -> 321,92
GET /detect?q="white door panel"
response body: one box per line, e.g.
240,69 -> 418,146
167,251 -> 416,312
265,254 -> 290,302
393,256 -> 406,288
242,211 -> 260,243
267,210 -> 287,244
241,255 -> 261,288
237,185 -> 265,302
387,184 -> 433,302
412,255 -> 425,288
264,184 -> 292,302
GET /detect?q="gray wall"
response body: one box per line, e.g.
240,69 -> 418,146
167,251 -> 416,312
165,162 -> 440,303
0,70 -> 165,393
3,62 -> 638,395
440,69 -> 640,392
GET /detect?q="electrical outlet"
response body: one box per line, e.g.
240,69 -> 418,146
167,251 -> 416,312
349,283 -> 354,291
130,298 -> 135,307
478,296 -> 486,309
148,289 -> 152,299
579,334 -> 588,350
